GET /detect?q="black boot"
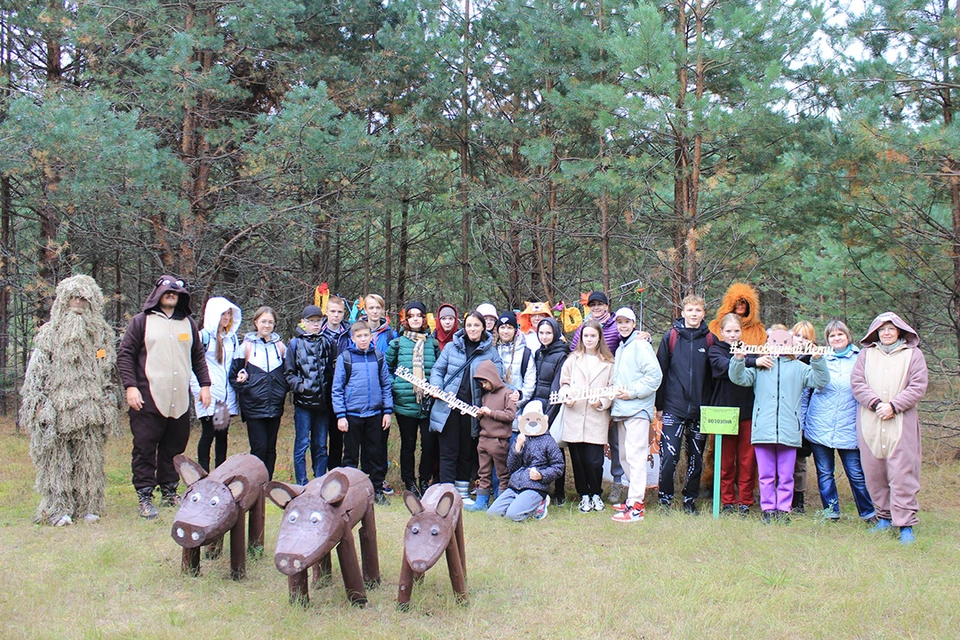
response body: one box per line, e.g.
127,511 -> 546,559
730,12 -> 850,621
405,481 -> 421,498
159,482 -> 181,508
419,479 -> 431,497
792,491 -> 805,514
137,487 -> 158,519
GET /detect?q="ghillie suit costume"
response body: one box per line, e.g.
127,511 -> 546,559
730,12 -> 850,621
703,282 -> 767,495
20,275 -> 121,526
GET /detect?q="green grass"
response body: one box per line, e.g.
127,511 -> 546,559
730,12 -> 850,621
1,414 -> 958,639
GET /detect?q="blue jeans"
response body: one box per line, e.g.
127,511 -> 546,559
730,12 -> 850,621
809,441 -> 875,519
293,406 -> 329,485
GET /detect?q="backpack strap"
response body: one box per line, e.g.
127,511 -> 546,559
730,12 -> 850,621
200,328 -> 211,350
668,326 -> 714,353
520,347 -> 531,379
343,349 -> 384,385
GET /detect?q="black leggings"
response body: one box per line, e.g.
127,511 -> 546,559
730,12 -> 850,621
197,416 -> 228,472
246,416 -> 281,480
568,442 -> 604,497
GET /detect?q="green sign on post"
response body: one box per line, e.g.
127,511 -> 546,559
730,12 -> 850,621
700,406 -> 740,519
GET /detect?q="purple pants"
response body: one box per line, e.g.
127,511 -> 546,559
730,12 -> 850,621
754,444 -> 797,512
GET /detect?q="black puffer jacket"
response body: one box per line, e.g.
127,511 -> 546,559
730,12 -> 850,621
284,327 -> 337,410
531,318 -> 569,425
230,333 -> 289,420
655,319 -> 714,420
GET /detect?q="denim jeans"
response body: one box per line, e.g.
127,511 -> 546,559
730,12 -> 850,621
293,406 -> 329,485
809,441 -> 875,519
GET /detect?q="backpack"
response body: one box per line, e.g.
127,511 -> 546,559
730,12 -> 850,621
200,328 -> 238,353
342,349 -> 385,384
667,327 -> 715,353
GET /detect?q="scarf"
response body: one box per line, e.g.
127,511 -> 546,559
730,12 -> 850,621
410,332 -> 427,403
878,338 -> 904,354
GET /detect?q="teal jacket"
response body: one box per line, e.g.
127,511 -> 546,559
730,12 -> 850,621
386,330 -> 440,418
729,355 -> 829,447
611,332 -> 663,421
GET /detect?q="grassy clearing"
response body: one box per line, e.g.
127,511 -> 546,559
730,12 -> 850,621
0,414 -> 958,639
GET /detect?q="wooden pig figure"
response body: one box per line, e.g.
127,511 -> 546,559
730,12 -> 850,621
171,453 -> 268,580
267,467 -> 381,607
397,483 -> 467,609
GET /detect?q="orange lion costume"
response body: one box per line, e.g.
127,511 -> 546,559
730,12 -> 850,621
708,283 -> 767,346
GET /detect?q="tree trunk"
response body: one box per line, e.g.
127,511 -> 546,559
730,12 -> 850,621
459,0 -> 472,309
397,199 -> 409,305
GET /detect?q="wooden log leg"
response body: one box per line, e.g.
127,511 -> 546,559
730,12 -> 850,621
445,532 -> 468,605
455,515 -> 467,580
248,493 -> 265,556
288,571 -> 309,606
230,516 -> 246,580
397,552 -> 415,610
313,552 -> 332,587
182,547 -> 201,577
358,510 -> 381,587
336,533 -> 367,606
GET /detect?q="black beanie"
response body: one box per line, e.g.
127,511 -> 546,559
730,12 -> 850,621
405,301 -> 427,315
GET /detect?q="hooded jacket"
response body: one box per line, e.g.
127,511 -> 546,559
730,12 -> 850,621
518,301 -> 551,351
655,319 -> 714,420
428,329 -> 503,435
729,354 -> 830,447
473,360 -> 517,439
284,326 -> 337,410
434,303 -> 460,352
804,345 -> 860,450
386,328 -> 440,418
332,343 -> 394,419
320,319 -> 352,355
117,275 -> 210,419
850,312 -> 928,459
366,316 -> 398,354
531,317 -> 569,425
230,331 -> 288,420
506,433 -> 565,495
189,297 -> 241,418
708,283 -> 767,346
611,331 -> 663,421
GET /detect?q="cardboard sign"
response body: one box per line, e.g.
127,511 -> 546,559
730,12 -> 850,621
700,406 -> 740,435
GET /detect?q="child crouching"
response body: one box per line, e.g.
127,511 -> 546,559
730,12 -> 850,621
466,360 -> 517,511
488,401 -> 564,521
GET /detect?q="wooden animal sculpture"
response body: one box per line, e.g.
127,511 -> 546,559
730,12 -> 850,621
171,453 -> 268,580
267,467 -> 381,606
397,483 -> 467,609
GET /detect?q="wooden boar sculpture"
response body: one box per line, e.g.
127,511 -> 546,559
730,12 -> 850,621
267,467 -> 381,607
398,483 -> 467,609
171,453 -> 268,580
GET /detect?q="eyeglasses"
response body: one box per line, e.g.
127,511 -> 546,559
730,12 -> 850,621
156,277 -> 185,288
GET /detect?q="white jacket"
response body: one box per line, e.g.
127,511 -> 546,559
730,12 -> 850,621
497,334 -> 537,429
190,297 -> 242,418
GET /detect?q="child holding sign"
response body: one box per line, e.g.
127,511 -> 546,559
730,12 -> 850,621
729,329 -> 829,523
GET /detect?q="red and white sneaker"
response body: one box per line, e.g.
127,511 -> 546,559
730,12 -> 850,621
611,501 -> 645,523
611,502 -> 630,513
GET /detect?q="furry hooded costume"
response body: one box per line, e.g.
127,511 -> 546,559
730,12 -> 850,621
20,275 -> 121,525
850,312 -> 928,528
708,283 -> 767,346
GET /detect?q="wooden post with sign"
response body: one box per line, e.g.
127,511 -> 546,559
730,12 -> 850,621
699,406 -> 740,518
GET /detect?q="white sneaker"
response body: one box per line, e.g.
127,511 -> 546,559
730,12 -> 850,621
53,514 -> 72,527
83,513 -> 100,523
591,495 -> 605,512
534,495 -> 550,520
578,495 -> 592,513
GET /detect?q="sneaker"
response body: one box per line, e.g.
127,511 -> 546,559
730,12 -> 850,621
721,504 -> 736,516
578,495 -> 592,513
900,526 -> 916,545
683,500 -> 698,515
553,492 -> 566,507
762,510 -> 775,524
611,502 -> 630,513
776,509 -> 791,524
869,518 -> 893,533
591,495 -> 605,512
138,497 -> 159,520
611,501 -> 644,523
607,482 -> 624,505
657,501 -> 672,516
82,513 -> 100,523
738,505 -> 750,518
535,495 -> 550,520
53,514 -> 73,527
374,492 -> 390,506
382,481 -> 395,496
404,481 -> 421,498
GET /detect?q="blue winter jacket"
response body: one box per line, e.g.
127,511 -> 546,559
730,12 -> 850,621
729,355 -> 829,447
611,332 -> 663,421
804,346 -> 860,450
428,330 -> 503,435
331,344 -> 394,419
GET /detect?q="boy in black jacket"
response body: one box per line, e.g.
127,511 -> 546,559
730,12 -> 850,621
654,294 -> 714,514
284,305 -> 337,485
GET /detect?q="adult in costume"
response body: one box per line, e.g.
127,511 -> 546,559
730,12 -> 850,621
850,312 -> 928,544
708,282 -> 767,345
20,275 -> 121,526
117,276 -> 211,518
